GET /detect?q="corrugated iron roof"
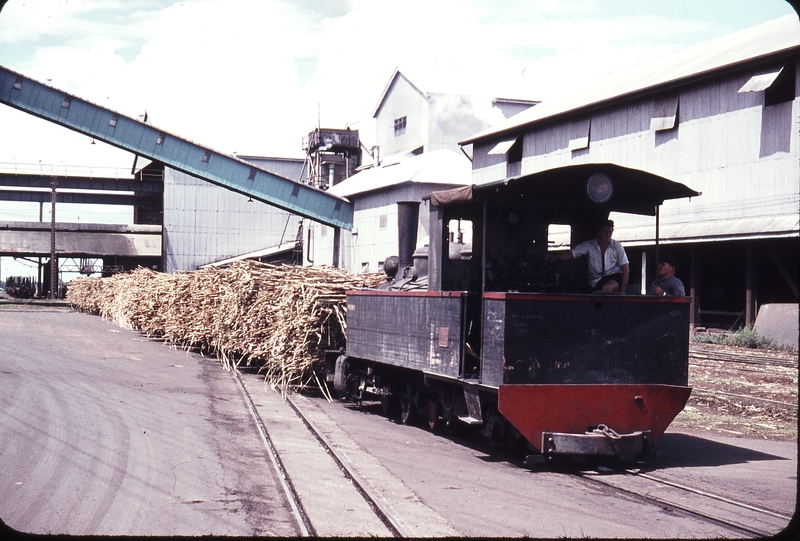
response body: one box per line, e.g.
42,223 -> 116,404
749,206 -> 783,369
461,15 -> 800,145
326,148 -> 470,198
615,214 -> 799,246
197,242 -> 297,269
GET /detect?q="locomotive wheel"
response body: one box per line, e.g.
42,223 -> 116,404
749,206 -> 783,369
400,386 -> 417,425
427,398 -> 441,430
380,393 -> 392,414
440,386 -> 458,433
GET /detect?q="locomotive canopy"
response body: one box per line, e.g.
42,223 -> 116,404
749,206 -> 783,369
335,163 -> 700,463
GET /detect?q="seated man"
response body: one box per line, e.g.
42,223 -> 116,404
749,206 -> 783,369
651,256 -> 686,297
545,219 -> 629,294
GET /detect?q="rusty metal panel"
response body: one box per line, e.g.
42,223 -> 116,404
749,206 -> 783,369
346,291 -> 466,377
499,384 -> 691,453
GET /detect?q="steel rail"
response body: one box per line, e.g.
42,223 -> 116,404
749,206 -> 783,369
689,349 -> 798,369
283,393 -> 409,538
628,469 -> 793,522
576,467 -> 786,538
230,368 -> 314,537
692,387 -> 798,409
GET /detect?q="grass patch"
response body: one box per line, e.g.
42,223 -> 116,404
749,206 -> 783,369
693,326 -> 797,354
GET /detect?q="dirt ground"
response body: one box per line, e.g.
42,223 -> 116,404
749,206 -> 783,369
671,343 -> 798,442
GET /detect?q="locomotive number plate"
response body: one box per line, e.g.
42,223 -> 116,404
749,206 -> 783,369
438,327 -> 449,348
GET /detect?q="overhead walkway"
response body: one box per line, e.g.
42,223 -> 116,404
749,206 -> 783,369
0,64 -> 353,230
0,168 -> 163,206
0,221 -> 161,258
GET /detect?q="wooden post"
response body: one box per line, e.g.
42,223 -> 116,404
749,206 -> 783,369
690,245 -> 698,330
745,242 -> 754,328
50,175 -> 57,299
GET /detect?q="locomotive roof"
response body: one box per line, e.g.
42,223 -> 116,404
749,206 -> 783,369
430,163 -> 700,216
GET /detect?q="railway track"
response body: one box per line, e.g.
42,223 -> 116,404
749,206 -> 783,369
575,463 -> 793,537
685,344 -> 798,436
691,387 -> 797,410
689,345 -> 798,369
282,393 -> 408,537
224,347 -> 794,537
230,367 -> 408,537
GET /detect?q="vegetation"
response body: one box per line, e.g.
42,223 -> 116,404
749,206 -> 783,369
693,326 -> 797,354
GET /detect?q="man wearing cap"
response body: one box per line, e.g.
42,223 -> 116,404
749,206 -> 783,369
546,219 -> 629,294
652,256 -> 685,297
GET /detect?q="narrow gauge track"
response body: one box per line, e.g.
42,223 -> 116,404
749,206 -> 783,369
574,464 -> 793,537
691,387 -> 797,410
688,345 -> 797,413
282,393 -> 408,537
689,346 -> 798,369
230,368 -> 406,537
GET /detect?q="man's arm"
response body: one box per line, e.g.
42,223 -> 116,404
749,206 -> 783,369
545,250 -> 574,263
666,278 -> 685,297
620,263 -> 630,295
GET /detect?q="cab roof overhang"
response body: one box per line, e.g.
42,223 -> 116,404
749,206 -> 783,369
431,163 -> 700,216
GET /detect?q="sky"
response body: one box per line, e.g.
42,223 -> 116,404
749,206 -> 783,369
0,0 -> 797,279
0,0 -> 796,166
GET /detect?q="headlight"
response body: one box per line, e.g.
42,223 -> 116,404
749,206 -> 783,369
587,173 -> 613,203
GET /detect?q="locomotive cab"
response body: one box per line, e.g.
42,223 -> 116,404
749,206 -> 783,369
339,163 -> 699,463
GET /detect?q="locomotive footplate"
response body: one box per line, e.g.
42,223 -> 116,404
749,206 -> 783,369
542,426 -> 651,458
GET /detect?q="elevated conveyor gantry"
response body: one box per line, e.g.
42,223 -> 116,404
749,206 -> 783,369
0,64 -> 353,230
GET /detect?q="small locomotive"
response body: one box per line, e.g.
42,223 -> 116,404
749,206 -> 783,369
328,163 -> 698,463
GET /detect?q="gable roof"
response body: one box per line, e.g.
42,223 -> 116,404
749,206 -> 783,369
461,14 -> 800,145
372,68 -> 427,118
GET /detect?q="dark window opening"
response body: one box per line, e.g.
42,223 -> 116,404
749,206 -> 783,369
766,63 -> 795,106
393,116 -> 407,136
507,138 -> 522,163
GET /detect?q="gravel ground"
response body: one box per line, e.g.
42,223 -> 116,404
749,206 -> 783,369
671,343 -> 798,442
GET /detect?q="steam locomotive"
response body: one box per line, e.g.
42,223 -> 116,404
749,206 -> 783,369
326,163 -> 698,464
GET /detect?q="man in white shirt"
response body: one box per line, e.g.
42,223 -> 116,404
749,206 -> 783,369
545,220 -> 630,294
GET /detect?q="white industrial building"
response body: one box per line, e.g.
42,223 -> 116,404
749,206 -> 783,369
309,15 -> 798,333
460,15 -> 799,330
163,156 -> 305,272
306,69 -> 537,273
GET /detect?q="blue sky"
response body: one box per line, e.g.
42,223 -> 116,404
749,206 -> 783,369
0,1 -> 796,278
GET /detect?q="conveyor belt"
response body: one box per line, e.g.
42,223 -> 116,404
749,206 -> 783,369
0,64 -> 353,230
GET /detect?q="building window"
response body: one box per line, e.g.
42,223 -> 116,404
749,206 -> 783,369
650,95 -> 679,132
739,64 -> 796,106
766,63 -> 795,106
507,139 -> 523,163
379,215 -> 387,229
568,118 -> 591,150
393,116 -> 407,137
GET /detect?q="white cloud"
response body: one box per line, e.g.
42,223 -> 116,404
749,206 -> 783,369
0,0 -> 795,168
